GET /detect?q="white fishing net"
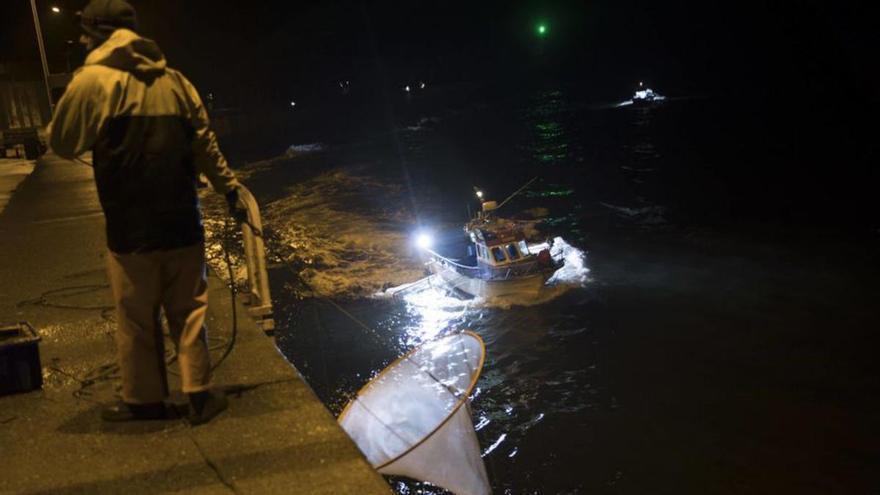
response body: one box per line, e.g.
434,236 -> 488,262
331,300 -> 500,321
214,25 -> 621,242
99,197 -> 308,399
338,331 -> 490,495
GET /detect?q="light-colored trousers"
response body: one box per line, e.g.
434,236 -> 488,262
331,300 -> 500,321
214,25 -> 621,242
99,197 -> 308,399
106,243 -> 212,404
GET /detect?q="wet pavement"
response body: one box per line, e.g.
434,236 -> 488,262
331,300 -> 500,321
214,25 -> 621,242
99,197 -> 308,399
0,158 -> 35,214
0,153 -> 390,494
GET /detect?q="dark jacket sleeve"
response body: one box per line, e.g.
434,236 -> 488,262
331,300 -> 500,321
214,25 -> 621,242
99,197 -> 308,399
174,71 -> 239,195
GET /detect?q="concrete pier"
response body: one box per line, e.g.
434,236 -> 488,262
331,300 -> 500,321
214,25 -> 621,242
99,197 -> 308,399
0,153 -> 390,494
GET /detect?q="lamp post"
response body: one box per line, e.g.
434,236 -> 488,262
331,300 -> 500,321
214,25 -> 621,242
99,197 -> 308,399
29,0 -> 54,118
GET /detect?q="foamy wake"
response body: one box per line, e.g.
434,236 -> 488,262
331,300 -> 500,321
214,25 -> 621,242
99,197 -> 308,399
547,237 -> 590,286
203,161 -> 589,304
264,170 -> 425,298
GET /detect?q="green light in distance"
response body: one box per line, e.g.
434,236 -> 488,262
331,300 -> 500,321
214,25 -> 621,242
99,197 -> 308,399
537,23 -> 548,37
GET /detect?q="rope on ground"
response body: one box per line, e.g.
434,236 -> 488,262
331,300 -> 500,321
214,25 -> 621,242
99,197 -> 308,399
17,284 -> 115,321
20,214 -> 242,400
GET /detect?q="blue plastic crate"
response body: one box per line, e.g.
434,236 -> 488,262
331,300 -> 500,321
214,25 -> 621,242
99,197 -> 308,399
0,322 -> 43,396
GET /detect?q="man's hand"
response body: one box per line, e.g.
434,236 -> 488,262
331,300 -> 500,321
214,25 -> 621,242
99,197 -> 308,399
225,188 -> 248,223
38,126 -> 49,145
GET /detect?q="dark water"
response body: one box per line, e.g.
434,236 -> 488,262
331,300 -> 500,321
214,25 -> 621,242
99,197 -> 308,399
222,83 -> 879,494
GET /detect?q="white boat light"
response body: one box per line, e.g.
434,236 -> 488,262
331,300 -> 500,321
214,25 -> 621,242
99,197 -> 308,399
416,233 -> 433,249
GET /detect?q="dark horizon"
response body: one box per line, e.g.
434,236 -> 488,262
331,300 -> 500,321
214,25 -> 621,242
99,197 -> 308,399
3,1 -> 877,234
3,1 -> 876,104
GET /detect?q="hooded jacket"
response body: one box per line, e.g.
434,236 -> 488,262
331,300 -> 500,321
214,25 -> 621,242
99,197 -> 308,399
49,29 -> 239,253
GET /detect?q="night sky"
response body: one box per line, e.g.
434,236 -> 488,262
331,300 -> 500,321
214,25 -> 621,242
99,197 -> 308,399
3,1 -> 874,106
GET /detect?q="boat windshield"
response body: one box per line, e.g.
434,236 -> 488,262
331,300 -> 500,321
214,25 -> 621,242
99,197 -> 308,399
518,240 -> 529,255
491,246 -> 506,263
506,244 -> 520,260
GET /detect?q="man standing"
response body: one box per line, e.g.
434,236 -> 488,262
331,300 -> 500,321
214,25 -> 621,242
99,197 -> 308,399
50,0 -> 241,425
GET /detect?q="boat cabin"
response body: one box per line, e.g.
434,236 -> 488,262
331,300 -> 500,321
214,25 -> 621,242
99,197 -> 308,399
468,224 -> 533,268
424,193 -> 561,293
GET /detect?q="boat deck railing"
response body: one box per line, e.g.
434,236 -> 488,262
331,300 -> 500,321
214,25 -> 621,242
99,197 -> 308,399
427,249 -> 481,273
429,249 -> 552,281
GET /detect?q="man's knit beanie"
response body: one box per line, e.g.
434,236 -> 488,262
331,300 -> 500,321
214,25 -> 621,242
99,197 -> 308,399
80,0 -> 138,41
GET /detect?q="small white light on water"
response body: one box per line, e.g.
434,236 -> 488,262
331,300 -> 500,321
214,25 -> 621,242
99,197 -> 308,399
290,101 -> 296,107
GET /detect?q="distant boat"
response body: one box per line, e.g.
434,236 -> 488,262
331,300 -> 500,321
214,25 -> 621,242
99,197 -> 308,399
631,83 -> 666,106
422,200 -> 564,298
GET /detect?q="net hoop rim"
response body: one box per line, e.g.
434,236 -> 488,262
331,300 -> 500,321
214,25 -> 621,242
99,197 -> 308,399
338,329 -> 486,469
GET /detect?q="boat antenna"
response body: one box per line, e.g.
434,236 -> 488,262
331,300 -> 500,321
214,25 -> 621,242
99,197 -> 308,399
496,176 -> 538,210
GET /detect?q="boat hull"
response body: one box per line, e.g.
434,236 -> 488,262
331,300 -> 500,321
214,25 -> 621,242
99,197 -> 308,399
427,260 -> 549,298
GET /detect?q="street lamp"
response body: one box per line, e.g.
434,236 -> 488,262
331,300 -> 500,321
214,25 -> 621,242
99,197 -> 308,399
51,6 -> 61,13
29,0 -> 55,117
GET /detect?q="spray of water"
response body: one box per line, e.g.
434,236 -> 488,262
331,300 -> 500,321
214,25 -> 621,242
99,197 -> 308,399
547,237 -> 590,286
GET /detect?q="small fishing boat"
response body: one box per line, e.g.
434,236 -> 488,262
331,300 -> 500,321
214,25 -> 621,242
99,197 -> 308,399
631,82 -> 666,105
421,197 -> 564,298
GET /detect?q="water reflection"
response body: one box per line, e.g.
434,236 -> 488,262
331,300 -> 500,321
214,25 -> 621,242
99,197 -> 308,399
525,90 -> 571,167
398,282 -> 470,345
592,98 -> 670,229
196,86 -> 621,493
